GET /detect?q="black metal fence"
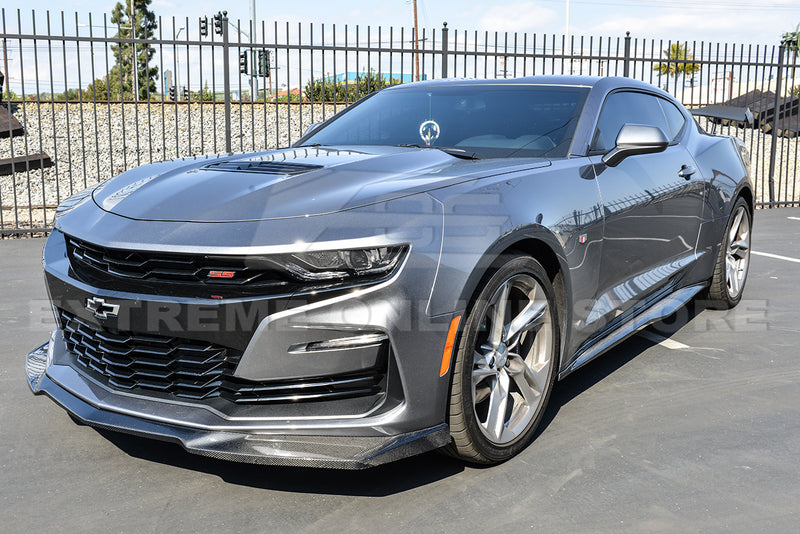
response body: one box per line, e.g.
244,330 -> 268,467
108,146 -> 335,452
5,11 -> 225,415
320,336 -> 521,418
1,8 -> 799,236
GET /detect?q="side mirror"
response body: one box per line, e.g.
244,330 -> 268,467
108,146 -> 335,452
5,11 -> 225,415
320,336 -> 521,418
601,124 -> 669,167
302,122 -> 323,137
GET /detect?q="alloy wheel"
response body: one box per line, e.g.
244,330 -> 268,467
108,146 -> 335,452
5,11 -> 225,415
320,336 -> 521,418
471,273 -> 553,445
725,205 -> 751,299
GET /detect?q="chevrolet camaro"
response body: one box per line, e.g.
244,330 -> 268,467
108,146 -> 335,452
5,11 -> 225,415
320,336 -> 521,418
25,76 -> 752,468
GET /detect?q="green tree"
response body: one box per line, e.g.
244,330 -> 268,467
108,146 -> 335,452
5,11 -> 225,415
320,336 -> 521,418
354,70 -> 398,96
303,70 -> 400,103
83,76 -> 111,101
191,82 -> 216,102
781,24 -> 799,100
2,89 -> 19,101
303,77 -> 349,102
781,23 -> 800,55
110,0 -> 158,100
653,43 -> 701,89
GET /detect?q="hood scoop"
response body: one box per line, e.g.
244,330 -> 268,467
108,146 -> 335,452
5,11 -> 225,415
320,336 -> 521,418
202,160 -> 324,175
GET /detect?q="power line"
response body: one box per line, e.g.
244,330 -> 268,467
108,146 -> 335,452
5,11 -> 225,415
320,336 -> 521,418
538,0 -> 800,11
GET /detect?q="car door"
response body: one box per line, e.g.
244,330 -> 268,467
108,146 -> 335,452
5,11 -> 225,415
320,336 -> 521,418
588,91 -> 704,325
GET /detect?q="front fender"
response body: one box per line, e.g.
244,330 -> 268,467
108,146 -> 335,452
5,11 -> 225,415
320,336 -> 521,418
425,161 -> 604,331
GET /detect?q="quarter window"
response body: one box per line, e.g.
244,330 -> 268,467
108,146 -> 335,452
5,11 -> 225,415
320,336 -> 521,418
658,99 -> 687,141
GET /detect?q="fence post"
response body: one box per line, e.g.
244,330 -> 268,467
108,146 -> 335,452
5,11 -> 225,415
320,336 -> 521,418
221,11 -> 232,153
441,22 -> 449,79
767,44 -> 785,207
623,31 -> 631,77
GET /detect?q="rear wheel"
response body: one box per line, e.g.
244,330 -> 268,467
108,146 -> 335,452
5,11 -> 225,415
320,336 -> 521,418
447,256 -> 559,464
706,197 -> 751,309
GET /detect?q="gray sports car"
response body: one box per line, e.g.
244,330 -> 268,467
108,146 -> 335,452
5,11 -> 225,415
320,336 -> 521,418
26,76 -> 752,468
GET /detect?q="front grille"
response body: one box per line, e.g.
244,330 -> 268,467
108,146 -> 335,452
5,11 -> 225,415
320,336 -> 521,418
60,309 -> 242,400
65,235 -> 296,296
58,309 -> 385,404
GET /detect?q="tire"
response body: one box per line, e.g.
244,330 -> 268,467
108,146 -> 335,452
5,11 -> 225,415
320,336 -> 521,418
705,197 -> 751,310
446,255 -> 560,464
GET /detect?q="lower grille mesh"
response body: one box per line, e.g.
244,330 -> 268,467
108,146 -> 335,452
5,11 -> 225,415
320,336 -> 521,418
58,309 -> 385,404
60,309 -> 240,399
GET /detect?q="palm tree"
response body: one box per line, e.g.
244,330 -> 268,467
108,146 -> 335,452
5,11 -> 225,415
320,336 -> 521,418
781,24 -> 799,102
781,23 -> 800,55
653,43 -> 701,93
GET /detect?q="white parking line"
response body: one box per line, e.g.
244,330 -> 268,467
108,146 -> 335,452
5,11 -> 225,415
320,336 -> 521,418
638,330 -> 690,350
787,217 -> 800,221
752,251 -> 800,264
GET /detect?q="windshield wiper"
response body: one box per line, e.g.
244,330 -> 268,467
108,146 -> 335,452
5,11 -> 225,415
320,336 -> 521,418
394,144 -> 481,160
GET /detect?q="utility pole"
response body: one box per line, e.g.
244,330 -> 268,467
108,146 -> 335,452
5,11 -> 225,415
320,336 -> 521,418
413,0 -> 420,82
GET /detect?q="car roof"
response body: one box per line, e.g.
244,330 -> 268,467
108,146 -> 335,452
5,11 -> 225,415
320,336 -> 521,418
385,75 -> 668,96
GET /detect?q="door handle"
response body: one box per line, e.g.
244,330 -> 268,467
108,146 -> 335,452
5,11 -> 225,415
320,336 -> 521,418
679,165 -> 696,179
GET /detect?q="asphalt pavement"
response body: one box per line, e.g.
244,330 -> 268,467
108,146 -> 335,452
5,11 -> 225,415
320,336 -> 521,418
2,208 -> 799,533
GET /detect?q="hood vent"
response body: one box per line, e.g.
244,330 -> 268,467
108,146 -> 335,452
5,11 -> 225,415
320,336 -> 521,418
202,160 -> 324,175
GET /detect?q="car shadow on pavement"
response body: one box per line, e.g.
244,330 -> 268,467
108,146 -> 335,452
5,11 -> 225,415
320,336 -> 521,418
93,301 -> 703,495
95,428 -> 465,496
534,299 -> 704,437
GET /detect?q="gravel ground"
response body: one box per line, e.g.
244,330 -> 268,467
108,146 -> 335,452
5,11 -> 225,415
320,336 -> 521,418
1,102 -> 341,229
1,102 -> 798,230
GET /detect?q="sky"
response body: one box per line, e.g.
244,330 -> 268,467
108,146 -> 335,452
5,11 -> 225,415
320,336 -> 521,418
2,0 -> 799,95
5,0 -> 800,46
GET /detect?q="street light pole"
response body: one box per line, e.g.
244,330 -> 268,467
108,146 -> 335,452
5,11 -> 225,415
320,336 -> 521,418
176,26 -> 185,97
413,0 -> 420,82
1,37 -> 9,96
130,0 -> 139,100
250,0 -> 257,100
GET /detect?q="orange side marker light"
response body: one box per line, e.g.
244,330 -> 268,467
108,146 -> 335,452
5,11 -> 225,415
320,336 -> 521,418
439,315 -> 462,377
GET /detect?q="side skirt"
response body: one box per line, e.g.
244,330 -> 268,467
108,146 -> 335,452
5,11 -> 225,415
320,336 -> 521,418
558,283 -> 706,379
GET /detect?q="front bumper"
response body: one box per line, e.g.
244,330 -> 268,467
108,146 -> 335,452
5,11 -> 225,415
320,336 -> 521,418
26,341 -> 450,469
29,214 -> 457,468
26,343 -> 448,468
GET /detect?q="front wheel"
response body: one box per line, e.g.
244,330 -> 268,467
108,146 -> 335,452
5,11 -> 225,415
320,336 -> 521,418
446,256 -> 560,464
705,197 -> 751,309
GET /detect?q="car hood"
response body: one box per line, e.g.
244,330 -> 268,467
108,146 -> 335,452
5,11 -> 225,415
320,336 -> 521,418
92,146 -> 550,222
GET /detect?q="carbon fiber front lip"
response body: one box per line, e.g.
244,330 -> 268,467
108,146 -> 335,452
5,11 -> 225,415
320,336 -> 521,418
34,371 -> 450,469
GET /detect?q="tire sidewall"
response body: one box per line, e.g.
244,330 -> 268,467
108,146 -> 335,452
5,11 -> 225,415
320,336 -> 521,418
451,255 -> 560,463
709,198 -> 751,309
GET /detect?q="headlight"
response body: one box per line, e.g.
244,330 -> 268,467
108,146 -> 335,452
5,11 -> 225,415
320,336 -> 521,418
279,246 -> 408,281
53,186 -> 95,224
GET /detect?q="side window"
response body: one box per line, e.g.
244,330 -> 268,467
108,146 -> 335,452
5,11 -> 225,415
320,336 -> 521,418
591,91 -> 670,152
658,99 -> 687,141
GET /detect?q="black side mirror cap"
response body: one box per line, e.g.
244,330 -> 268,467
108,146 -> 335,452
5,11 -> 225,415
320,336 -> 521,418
602,124 -> 670,167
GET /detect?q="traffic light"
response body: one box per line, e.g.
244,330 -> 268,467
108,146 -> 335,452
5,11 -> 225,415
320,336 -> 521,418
183,88 -> 189,101
239,51 -> 248,75
199,16 -> 208,37
258,50 -> 270,77
168,85 -> 176,101
213,12 -> 223,36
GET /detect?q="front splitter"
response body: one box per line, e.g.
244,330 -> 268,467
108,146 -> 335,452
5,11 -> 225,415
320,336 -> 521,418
27,344 -> 451,469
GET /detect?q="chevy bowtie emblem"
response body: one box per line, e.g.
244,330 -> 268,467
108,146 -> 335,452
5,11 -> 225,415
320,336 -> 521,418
85,297 -> 120,320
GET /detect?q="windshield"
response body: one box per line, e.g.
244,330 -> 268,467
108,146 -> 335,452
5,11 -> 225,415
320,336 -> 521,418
301,84 -> 589,158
